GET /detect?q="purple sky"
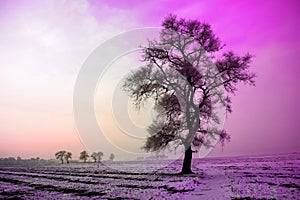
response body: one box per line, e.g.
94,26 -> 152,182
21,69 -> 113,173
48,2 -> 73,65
0,0 -> 299,159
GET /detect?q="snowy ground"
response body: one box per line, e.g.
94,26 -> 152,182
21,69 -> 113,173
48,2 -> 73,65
0,153 -> 299,199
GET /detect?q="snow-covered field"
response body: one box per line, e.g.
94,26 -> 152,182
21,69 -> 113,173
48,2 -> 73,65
0,153 -> 299,199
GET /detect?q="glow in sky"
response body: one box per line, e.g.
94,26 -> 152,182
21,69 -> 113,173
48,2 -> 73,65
0,0 -> 299,159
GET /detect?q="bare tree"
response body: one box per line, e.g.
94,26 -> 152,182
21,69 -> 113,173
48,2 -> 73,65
109,153 -> 115,161
123,15 -> 255,174
91,152 -> 104,162
64,152 -> 72,164
79,150 -> 89,163
97,152 -> 104,162
91,152 -> 98,162
55,150 -> 66,164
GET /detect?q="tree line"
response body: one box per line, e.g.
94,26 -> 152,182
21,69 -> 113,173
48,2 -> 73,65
55,150 -> 115,164
0,156 -> 55,165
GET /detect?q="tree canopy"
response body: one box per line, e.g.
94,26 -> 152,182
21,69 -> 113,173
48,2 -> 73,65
123,15 -> 255,174
55,150 -> 66,164
55,151 -> 72,164
91,152 -> 104,162
79,150 -> 89,163
64,152 -> 72,164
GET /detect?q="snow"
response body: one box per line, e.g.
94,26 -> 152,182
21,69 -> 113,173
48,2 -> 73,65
0,153 -> 299,199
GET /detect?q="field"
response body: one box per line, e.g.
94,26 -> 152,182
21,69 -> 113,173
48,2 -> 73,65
0,153 -> 299,199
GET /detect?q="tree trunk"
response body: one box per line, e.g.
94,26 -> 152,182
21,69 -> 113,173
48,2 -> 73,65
180,146 -> 193,174
61,159 -> 63,164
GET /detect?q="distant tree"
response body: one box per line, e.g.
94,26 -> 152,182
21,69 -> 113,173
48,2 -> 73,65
91,152 -> 104,162
8,157 -> 16,161
97,152 -> 104,161
91,152 -> 98,162
123,15 -> 255,174
17,156 -> 22,161
55,150 -> 66,164
109,153 -> 115,161
79,150 -> 89,163
64,152 -> 72,164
